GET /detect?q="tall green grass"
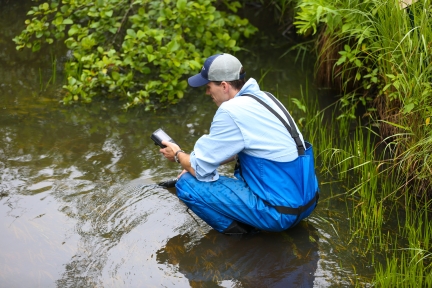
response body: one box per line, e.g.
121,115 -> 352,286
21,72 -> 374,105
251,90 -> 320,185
293,98 -> 432,286
289,1 -> 432,284
293,0 -> 432,190
280,83 -> 429,286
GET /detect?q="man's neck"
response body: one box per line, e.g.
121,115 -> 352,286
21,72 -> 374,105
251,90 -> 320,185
228,89 -> 240,100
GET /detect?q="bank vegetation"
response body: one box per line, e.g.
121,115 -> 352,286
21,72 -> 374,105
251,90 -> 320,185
287,0 -> 432,286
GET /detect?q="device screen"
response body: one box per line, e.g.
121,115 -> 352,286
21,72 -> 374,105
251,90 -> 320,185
154,129 -> 171,141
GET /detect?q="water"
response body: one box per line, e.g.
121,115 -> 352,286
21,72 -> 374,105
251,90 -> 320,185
0,1 -> 374,287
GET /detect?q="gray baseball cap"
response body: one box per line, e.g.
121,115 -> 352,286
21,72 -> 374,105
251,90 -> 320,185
188,53 -> 245,87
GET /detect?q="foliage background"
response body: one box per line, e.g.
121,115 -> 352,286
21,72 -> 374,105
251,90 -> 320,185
13,0 -> 258,110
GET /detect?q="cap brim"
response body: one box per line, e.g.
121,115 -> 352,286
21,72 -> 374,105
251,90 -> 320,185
188,73 -> 210,87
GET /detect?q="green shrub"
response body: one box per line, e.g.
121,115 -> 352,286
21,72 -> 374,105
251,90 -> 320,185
13,0 -> 257,110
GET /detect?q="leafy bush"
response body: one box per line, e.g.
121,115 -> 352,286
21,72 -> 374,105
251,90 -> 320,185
13,0 -> 257,110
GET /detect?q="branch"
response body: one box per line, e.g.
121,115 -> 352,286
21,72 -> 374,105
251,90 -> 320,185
111,0 -> 133,45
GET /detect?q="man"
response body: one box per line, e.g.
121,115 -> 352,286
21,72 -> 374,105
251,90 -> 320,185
160,53 -> 319,234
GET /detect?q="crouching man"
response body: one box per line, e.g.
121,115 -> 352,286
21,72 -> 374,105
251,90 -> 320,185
160,53 -> 319,234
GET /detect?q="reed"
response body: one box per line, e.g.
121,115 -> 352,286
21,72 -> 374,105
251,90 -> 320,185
37,52 -> 58,92
288,1 -> 432,283
290,88 -> 431,286
293,0 -> 432,191
374,192 -> 432,286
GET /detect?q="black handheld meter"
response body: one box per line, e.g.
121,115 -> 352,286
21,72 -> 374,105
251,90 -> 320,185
150,128 -> 177,148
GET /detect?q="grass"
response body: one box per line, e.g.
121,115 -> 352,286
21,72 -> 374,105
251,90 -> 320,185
286,0 -> 432,284
281,85 -> 431,286
293,0 -> 432,190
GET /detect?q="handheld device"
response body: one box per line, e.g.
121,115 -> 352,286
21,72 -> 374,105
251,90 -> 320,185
151,128 -> 177,148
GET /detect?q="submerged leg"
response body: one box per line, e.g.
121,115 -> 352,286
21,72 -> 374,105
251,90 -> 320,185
175,173 -> 293,233
176,173 -> 255,233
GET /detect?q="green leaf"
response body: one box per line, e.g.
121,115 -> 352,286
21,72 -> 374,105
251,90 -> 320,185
55,16 -> 63,25
356,72 -> 361,81
32,41 -> 41,52
68,26 -> 79,36
342,23 -> 351,33
316,6 -> 323,23
144,45 -> 153,54
147,54 -> 157,62
111,71 -> 120,81
90,22 -> 100,29
383,83 -> 392,91
336,56 -> 346,66
137,30 -> 146,39
63,18 -> 73,25
403,103 -> 415,114
188,60 -> 201,69
176,0 -> 187,10
73,51 -> 81,60
167,40 -> 180,52
126,29 -> 136,37
177,90 -> 184,99
291,98 -> 306,113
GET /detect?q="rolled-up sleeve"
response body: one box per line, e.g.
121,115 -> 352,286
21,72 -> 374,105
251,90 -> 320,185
189,108 -> 245,182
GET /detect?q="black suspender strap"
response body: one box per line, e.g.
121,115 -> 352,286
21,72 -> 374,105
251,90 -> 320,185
241,92 -> 318,217
242,93 -> 305,155
265,193 -> 319,215
263,92 -> 305,155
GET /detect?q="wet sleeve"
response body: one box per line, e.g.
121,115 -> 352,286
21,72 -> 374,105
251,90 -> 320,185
189,108 -> 245,182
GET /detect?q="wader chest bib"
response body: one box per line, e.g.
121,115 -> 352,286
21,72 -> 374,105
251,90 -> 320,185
238,93 -> 319,223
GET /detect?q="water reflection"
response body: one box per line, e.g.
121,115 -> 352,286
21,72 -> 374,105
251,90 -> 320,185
157,222 -> 319,287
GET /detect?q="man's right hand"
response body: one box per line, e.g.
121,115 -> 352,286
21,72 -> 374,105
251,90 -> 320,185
160,140 -> 181,162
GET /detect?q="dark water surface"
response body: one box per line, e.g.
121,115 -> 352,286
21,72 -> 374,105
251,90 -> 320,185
1,2 -> 373,287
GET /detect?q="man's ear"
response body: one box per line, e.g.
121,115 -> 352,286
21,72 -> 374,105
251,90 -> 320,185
221,81 -> 229,92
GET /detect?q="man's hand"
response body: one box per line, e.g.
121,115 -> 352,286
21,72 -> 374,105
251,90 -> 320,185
160,140 -> 181,162
177,169 -> 188,178
160,140 -> 196,177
